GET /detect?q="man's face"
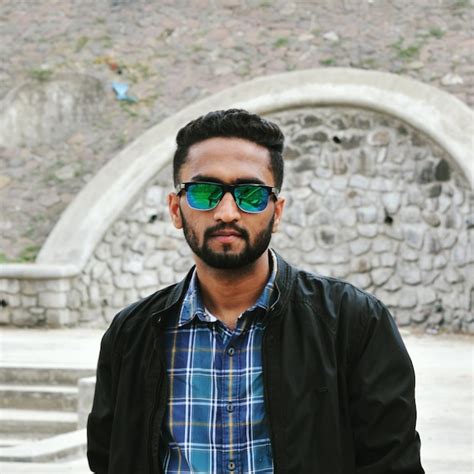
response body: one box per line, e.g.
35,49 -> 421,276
168,137 -> 285,270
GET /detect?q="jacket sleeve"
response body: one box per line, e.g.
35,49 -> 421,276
87,324 -> 117,474
348,299 -> 424,474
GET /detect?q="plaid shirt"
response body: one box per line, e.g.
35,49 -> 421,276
159,251 -> 278,474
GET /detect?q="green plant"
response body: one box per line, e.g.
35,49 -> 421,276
17,245 -> 41,262
274,37 -> 289,48
391,38 -> 420,60
429,27 -> 444,39
320,58 -> 335,66
29,68 -> 53,82
75,36 -> 89,52
0,252 -> 8,263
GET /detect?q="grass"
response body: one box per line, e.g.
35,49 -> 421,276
429,27 -> 444,39
75,36 -> 89,52
274,37 -> 289,48
17,245 -> 41,262
29,68 -> 53,82
320,58 -> 335,66
391,38 -> 421,60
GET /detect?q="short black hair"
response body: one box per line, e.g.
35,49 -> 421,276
172,109 -> 284,189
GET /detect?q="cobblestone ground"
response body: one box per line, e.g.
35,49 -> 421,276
0,0 -> 472,261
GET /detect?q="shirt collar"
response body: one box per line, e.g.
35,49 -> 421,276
178,249 -> 278,327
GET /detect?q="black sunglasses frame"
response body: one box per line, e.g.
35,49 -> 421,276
175,181 -> 280,213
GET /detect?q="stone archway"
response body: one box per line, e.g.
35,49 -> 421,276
7,68 -> 472,330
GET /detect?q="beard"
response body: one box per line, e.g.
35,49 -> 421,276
180,211 -> 274,270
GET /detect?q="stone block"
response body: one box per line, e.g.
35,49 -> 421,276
95,243 -> 111,261
349,239 -> 372,256
78,376 -> 96,429
433,254 -> 447,269
374,290 -> 399,307
0,279 -> 20,294
384,274 -> 402,291
372,237 -> 393,253
349,174 -> 370,189
418,287 -> 437,305
349,273 -> 372,290
445,267 -> 463,284
4,294 -> 20,307
159,267 -> 175,285
421,211 -> 441,227
357,206 -> 378,223
304,250 -> 328,265
46,309 -> 73,326
286,201 -> 307,227
401,246 -> 419,262
136,272 -> 159,289
122,255 -> 144,274
309,178 -> 330,196
38,291 -> 68,308
300,228 -> 316,252
44,279 -> 71,292
400,206 -> 421,223
398,263 -> 421,285
173,258 -> 193,273
350,257 -> 372,274
91,261 -> 109,280
156,236 -> 181,251
21,295 -> 37,307
12,308 -> 38,326
382,193 -> 401,214
399,289 -> 417,308
0,307 -> 11,324
371,268 -> 393,286
403,227 -> 424,250
419,256 -> 433,271
380,253 -> 396,267
114,274 -> 135,289
68,289 -> 83,310
357,224 -> 378,238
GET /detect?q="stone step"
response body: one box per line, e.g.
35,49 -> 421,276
0,429 -> 86,463
0,409 -> 78,436
0,365 -> 95,386
0,384 -> 78,412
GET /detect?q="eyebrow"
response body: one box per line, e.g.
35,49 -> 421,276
190,174 -> 266,185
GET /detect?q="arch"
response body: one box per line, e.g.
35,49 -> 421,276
37,68 -> 474,270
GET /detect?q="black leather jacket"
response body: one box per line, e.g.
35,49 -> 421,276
87,252 -> 424,474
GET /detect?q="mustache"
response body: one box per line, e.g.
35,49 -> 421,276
204,223 -> 249,242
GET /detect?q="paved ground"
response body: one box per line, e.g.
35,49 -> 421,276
0,0 -> 473,261
0,327 -> 472,473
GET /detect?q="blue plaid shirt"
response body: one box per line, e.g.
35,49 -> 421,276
159,251 -> 278,473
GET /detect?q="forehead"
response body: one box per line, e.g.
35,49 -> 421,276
181,137 -> 274,184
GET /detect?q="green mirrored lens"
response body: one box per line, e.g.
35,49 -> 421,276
186,183 -> 222,210
235,185 -> 269,212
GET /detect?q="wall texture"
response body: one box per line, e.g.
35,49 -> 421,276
3,106 -> 469,331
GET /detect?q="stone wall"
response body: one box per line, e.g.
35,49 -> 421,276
0,106 -> 472,332
73,106 -> 472,332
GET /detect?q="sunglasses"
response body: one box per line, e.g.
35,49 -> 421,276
176,182 -> 279,213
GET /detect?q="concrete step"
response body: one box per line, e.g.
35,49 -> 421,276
0,384 -> 78,412
0,366 -> 95,386
0,429 -> 86,463
0,409 -> 78,436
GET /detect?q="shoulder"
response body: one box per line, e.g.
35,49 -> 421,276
101,278 -> 186,351
282,258 -> 389,329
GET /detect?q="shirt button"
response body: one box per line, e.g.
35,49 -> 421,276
227,346 -> 235,356
228,461 -> 236,471
226,403 -> 234,413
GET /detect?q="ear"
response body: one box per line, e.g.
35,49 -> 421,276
168,192 -> 183,229
272,196 -> 285,233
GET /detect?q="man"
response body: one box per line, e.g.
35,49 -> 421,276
87,109 -> 424,473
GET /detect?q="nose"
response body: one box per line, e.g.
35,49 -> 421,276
213,191 -> 241,222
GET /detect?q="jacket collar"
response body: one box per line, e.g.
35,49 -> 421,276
150,248 -> 295,326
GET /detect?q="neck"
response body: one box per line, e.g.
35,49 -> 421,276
194,251 -> 271,329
